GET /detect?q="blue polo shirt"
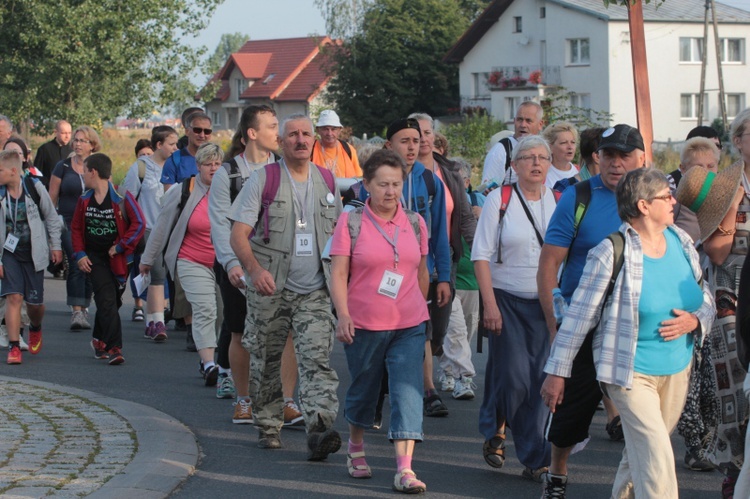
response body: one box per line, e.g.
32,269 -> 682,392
160,148 -> 196,185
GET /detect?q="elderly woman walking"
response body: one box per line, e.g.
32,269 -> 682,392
330,149 -> 430,494
472,135 -> 557,482
543,168 -> 715,498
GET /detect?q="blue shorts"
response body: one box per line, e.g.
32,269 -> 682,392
1,251 -> 44,305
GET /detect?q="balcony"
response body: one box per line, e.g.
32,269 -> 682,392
486,66 -> 560,90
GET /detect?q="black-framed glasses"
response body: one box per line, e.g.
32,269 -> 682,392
192,127 -> 212,135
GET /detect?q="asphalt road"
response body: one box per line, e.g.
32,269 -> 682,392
2,276 -> 725,498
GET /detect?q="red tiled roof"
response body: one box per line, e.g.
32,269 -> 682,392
209,36 -> 334,104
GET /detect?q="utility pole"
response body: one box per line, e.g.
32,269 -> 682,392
627,0 -> 653,165
711,0 -> 728,131
697,0 -> 709,125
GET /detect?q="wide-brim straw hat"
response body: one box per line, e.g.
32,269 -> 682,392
675,160 -> 743,242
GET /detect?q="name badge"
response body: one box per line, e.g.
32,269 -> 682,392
4,234 -> 19,253
378,269 -> 403,299
295,233 -> 313,257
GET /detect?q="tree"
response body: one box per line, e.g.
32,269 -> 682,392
206,32 -> 250,75
0,0 -> 223,133
321,0 -> 490,136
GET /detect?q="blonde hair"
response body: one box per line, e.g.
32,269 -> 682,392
73,126 -> 102,153
542,121 -> 579,146
680,136 -> 720,165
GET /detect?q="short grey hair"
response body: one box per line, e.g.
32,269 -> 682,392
517,101 -> 544,122
450,157 -> 473,181
408,112 -> 433,128
616,168 -> 669,223
0,115 -> 13,130
195,142 -> 224,166
187,112 -> 211,127
511,135 -> 551,162
731,107 -> 750,143
680,136 -> 720,165
356,143 -> 380,166
279,114 -> 313,137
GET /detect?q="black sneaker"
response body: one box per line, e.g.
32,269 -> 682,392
307,428 -> 341,461
424,393 -> 449,417
542,473 -> 567,499
202,364 -> 219,387
684,446 -> 715,471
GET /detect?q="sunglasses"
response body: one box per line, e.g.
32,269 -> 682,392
192,127 -> 212,135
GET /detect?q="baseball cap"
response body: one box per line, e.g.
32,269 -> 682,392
597,124 -> 645,153
386,118 -> 421,140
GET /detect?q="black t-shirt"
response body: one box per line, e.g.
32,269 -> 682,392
5,191 -> 32,262
84,195 -> 118,253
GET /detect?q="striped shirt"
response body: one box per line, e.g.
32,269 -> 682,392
544,223 -> 715,389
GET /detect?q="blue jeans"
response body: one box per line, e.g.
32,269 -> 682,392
62,218 -> 92,307
344,322 -> 426,441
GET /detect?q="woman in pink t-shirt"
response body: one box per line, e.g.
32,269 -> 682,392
330,149 -> 430,494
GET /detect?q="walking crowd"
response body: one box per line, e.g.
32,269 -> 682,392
2,102 -> 750,498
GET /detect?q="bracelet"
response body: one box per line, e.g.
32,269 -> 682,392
717,224 -> 736,236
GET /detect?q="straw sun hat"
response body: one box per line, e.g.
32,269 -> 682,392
675,161 -> 743,242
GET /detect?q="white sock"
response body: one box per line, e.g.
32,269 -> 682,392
146,313 -> 154,323
153,312 -> 165,323
203,361 -> 215,371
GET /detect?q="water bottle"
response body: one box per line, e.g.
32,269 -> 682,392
552,288 -> 568,324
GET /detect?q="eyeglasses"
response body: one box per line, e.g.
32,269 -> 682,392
73,138 -> 91,144
516,154 -> 550,163
650,194 -> 673,202
192,127 -> 212,136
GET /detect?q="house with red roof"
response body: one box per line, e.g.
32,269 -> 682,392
204,36 -> 336,130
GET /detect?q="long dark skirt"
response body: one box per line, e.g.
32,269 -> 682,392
478,288 -> 551,470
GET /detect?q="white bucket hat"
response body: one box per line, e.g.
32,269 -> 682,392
316,110 -> 343,128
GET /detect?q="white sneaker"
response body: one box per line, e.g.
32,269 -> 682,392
19,334 -> 28,352
452,375 -> 476,400
0,324 -> 7,348
438,372 -> 455,392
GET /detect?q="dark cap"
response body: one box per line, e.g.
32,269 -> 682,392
597,124 -> 644,153
687,125 -> 721,149
386,118 -> 421,141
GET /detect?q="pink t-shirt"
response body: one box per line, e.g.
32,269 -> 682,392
330,202 -> 429,331
177,196 -> 216,268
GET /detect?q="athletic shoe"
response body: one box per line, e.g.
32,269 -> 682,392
452,375 -> 476,400
0,323 -> 7,348
684,446 -> 715,471
107,347 -> 124,365
203,364 -> 219,387
522,466 -> 548,483
233,399 -> 253,424
18,332 -> 28,352
283,400 -> 305,427
28,328 -> 42,355
424,393 -> 449,417
70,310 -> 90,331
438,372 -> 455,392
144,322 -> 168,342
131,307 -> 145,322
216,373 -> 236,399
542,473 -> 567,499
90,339 -> 108,360
7,345 -> 21,365
258,432 -> 282,449
307,428 -> 341,461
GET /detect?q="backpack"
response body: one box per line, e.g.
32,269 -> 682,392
346,207 -> 422,253
135,158 -> 148,200
162,176 -> 195,257
223,153 -> 281,204
254,163 -> 336,244
498,137 -> 513,173
22,175 -> 44,220
346,169 -> 436,217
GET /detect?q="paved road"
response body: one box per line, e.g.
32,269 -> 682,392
1,277 -> 726,497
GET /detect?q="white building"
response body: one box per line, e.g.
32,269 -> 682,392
445,0 -> 750,142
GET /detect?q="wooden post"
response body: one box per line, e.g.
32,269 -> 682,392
697,0 -> 710,125
627,0 -> 653,165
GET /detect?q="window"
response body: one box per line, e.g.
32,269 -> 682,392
680,93 -> 709,119
235,78 -> 244,97
721,38 -> 745,63
726,94 -> 745,119
679,37 -> 704,63
506,97 -> 521,121
513,16 -> 522,33
568,38 -> 590,65
211,111 -> 221,126
472,72 -> 490,98
540,7 -> 546,18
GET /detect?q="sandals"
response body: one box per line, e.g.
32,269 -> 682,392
347,452 -> 372,479
606,415 -> 624,441
483,431 -> 506,468
393,468 -> 426,494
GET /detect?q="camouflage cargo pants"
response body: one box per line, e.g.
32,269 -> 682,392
243,287 -> 339,436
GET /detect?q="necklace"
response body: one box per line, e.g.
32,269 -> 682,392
640,233 -> 665,256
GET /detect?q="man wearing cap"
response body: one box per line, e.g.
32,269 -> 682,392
348,118 -> 452,417
537,124 -> 646,498
482,101 -> 545,185
311,110 -> 362,178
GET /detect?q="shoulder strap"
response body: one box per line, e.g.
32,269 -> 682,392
178,176 -> 194,212
23,176 -> 44,221
552,189 -> 563,203
513,183 -> 544,248
137,159 -> 147,181
421,168 -> 436,196
572,179 -> 592,241
315,165 -> 336,194
405,210 -> 422,248
339,139 -> 353,160
494,184 -> 514,264
258,163 -> 282,244
499,137 -> 513,171
224,157 -> 242,203
347,207 -> 365,253
604,231 -> 626,302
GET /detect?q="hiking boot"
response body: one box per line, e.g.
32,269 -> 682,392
283,400 -> 304,427
107,347 -> 124,365
131,306 -> 145,322
438,372 -> 455,392
258,431 -> 282,449
232,399 -> 253,424
186,325 -> 197,352
424,393 -> 449,417
90,339 -> 108,359
28,327 -> 42,355
307,429 -> 341,461
216,373 -> 236,399
7,345 -> 21,365
452,375 -> 476,400
684,446 -> 715,471
202,364 -> 219,387
542,473 -> 567,499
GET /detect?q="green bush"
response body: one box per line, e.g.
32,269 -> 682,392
441,115 -> 506,169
